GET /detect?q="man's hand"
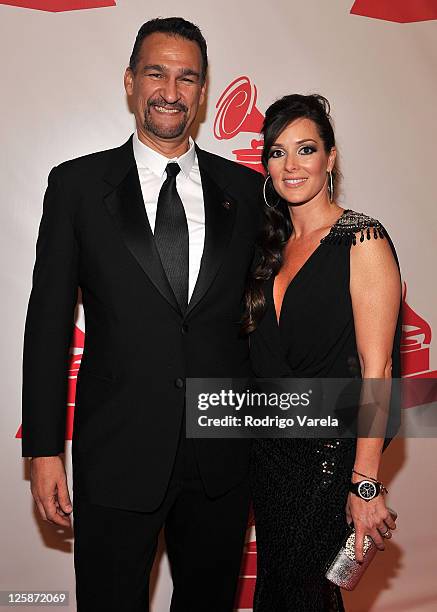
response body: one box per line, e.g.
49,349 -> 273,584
30,456 -> 72,527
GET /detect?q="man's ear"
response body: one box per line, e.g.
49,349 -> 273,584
124,67 -> 134,96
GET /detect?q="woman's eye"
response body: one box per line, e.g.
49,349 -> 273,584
269,149 -> 284,159
299,146 -> 316,155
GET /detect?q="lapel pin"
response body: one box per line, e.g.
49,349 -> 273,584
222,201 -> 232,210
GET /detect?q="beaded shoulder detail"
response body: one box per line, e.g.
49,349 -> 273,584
320,209 -> 385,246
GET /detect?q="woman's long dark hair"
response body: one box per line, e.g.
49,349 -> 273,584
242,94 -> 337,334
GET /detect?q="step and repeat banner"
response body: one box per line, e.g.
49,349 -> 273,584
1,1 -> 436,610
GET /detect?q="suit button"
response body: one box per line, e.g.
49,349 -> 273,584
175,378 -> 184,389
182,324 -> 189,334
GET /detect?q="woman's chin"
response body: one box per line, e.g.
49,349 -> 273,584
282,196 -> 311,207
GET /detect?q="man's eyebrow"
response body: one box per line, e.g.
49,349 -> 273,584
142,64 -> 165,72
141,65 -> 200,78
179,68 -> 201,78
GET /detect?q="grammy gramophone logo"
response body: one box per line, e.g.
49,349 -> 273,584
350,0 -> 437,23
401,283 -> 434,378
401,283 -> 437,412
214,76 -> 265,175
0,0 -> 115,12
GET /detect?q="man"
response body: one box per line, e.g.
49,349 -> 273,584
22,17 -> 263,612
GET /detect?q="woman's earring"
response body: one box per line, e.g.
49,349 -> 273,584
263,174 -> 280,209
328,170 -> 334,202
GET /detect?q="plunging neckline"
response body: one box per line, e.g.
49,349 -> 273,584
273,209 -> 349,326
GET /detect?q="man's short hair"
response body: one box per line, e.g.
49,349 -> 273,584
129,17 -> 208,83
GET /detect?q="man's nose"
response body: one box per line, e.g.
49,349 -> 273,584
160,78 -> 179,104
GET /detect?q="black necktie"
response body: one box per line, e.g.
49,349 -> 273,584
154,163 -> 189,312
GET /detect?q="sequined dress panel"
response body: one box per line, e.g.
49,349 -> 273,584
249,210 -> 401,612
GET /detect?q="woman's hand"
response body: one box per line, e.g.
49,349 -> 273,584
345,492 -> 397,562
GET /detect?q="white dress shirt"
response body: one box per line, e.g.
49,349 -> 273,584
132,131 -> 205,301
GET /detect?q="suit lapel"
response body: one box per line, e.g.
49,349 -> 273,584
186,147 -> 237,317
103,137 -> 181,314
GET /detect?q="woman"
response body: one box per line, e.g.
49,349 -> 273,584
244,94 -> 402,611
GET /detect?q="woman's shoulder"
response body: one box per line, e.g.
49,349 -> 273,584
321,209 -> 386,246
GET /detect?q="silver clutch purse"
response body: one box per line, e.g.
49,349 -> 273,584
325,508 -> 397,590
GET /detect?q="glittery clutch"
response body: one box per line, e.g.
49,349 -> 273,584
325,508 -> 397,590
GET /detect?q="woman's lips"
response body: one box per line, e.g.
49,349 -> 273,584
283,178 -> 308,187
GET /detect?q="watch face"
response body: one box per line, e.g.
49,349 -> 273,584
357,480 -> 377,500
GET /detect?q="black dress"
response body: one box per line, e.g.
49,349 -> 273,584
249,209 -> 402,612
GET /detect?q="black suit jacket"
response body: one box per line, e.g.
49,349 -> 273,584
22,136 -> 263,511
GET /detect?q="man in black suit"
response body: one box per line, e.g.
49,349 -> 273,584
22,16 -> 262,612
